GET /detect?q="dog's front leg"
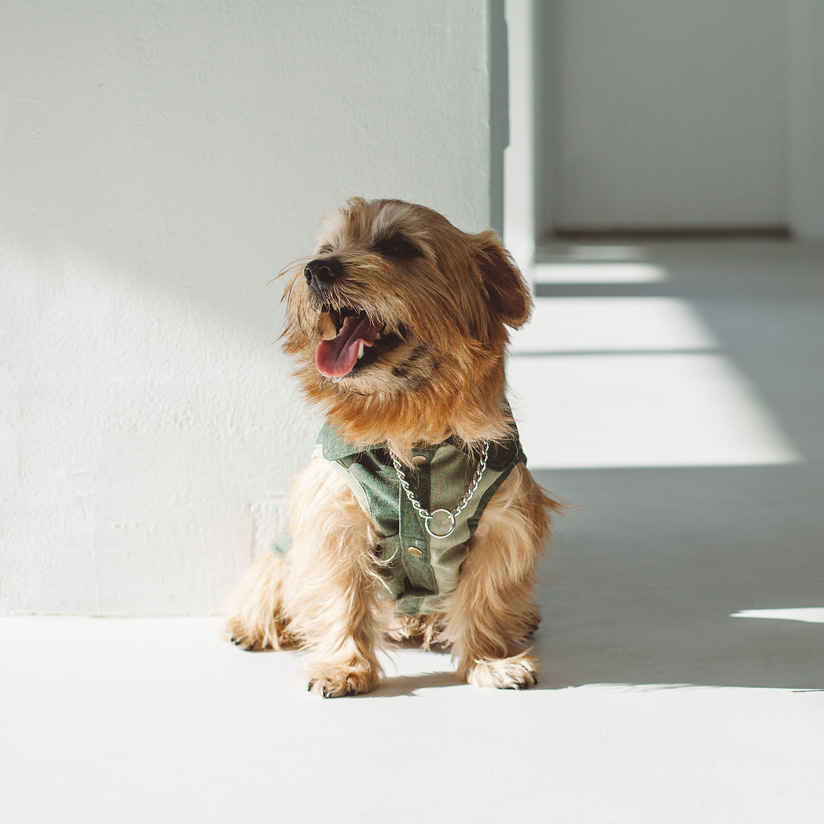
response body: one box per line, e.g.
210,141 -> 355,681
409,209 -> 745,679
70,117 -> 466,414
442,464 -> 554,689
284,459 -> 384,698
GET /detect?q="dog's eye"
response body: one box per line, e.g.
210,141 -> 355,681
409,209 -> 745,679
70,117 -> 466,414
317,245 -> 334,255
375,237 -> 420,260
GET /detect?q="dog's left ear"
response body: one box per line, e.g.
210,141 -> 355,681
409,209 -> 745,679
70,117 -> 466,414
473,230 -> 532,329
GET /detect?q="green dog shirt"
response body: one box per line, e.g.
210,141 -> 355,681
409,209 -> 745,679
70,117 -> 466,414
273,423 -> 527,616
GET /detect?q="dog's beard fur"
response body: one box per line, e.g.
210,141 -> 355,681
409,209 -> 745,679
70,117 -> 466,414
226,197 -> 563,696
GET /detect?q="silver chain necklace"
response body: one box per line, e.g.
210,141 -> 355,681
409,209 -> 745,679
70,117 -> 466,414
386,440 -> 490,539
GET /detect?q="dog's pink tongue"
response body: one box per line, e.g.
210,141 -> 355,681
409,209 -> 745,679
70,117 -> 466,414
316,313 -> 381,377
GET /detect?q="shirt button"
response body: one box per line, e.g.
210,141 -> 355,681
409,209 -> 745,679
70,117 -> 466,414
412,455 -> 427,466
407,547 -> 423,557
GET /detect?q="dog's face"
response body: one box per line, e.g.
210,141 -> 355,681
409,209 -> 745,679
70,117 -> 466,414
281,198 -> 532,450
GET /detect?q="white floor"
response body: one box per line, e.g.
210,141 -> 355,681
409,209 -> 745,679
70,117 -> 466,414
3,242 -> 823,823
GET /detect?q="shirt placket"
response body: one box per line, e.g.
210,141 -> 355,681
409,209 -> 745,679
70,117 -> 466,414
397,447 -> 439,608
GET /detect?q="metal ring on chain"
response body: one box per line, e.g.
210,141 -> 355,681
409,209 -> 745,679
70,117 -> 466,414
386,440 -> 489,541
423,509 -> 456,539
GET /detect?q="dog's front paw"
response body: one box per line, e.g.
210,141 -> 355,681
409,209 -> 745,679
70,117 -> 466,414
305,661 -> 379,698
464,651 -> 539,690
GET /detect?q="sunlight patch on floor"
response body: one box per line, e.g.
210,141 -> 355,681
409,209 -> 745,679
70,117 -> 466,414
511,252 -> 801,471
731,608 -> 824,624
529,260 -> 667,284
510,352 -> 800,469
513,297 -> 718,353
539,244 -> 651,262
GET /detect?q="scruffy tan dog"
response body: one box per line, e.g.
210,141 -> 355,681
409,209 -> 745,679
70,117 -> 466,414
226,197 -> 561,697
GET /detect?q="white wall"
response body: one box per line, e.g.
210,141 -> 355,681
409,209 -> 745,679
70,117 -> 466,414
787,0 -> 824,239
0,0 -> 495,615
544,0 -> 787,233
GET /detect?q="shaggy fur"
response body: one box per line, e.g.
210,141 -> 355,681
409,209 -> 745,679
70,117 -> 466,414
225,197 -> 562,696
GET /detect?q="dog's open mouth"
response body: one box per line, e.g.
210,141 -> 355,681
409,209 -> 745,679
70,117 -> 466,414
315,307 -> 402,378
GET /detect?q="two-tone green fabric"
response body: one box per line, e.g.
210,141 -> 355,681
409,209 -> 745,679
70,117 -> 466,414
273,423 -> 527,616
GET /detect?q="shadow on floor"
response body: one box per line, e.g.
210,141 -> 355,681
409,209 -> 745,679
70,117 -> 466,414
528,465 -> 823,691
507,243 -> 824,691
359,671 -> 461,698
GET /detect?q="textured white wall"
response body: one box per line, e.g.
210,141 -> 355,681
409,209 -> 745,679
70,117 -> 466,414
0,0 -> 494,614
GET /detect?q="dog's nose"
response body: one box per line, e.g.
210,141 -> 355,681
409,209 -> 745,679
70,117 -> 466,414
304,258 -> 342,291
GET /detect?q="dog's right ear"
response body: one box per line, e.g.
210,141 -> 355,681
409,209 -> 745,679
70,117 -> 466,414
473,230 -> 533,329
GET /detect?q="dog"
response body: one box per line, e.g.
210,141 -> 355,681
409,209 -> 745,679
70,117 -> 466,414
225,197 -> 562,697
